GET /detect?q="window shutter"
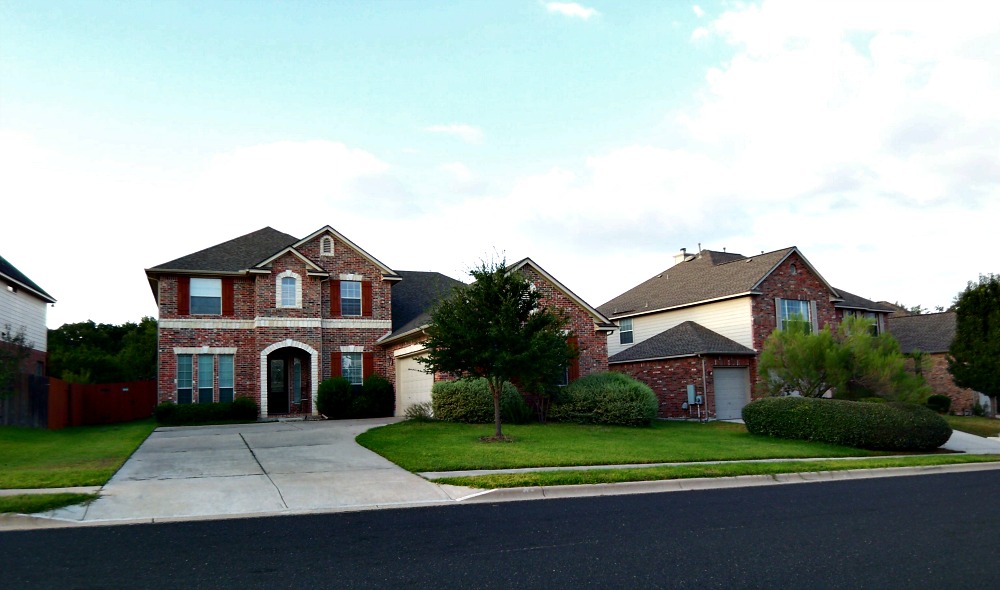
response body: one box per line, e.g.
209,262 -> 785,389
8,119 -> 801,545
331,352 -> 342,378
177,277 -> 190,316
568,336 -> 580,381
330,280 -> 341,315
774,297 -> 781,329
222,278 -> 235,316
363,352 -> 375,378
362,281 -> 373,318
810,300 -> 819,332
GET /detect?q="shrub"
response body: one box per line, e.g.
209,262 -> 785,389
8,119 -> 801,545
972,401 -> 986,417
353,374 -> 395,418
317,377 -> 352,418
548,372 -> 657,427
431,379 -> 532,424
926,394 -> 952,414
404,401 -> 435,421
231,396 -> 259,421
742,396 -> 952,451
154,400 -> 258,426
858,397 -> 886,404
154,401 -> 177,424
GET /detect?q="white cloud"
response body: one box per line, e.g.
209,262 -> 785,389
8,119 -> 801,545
545,2 -> 599,20
693,5 -> 705,18
424,124 -> 484,144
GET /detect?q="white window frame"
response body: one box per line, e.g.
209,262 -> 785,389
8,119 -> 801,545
777,298 -> 816,333
340,280 -> 362,317
619,318 -> 634,345
342,351 -> 363,385
276,270 -> 302,309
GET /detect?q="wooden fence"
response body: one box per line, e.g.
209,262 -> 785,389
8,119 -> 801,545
0,376 -> 156,429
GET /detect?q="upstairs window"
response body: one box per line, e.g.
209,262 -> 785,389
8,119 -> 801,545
190,278 -> 222,315
619,318 -> 634,345
281,277 -> 296,306
277,271 -> 301,308
778,299 -> 812,332
341,281 -> 362,316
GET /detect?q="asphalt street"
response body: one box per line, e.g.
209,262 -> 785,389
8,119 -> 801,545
3,470 -> 997,590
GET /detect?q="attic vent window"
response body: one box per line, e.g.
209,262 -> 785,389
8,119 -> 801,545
790,263 -> 797,275
320,236 -> 334,257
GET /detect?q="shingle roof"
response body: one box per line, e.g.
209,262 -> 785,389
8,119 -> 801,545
0,255 -> 55,303
598,248 -> 797,318
609,321 -> 756,363
146,227 -> 298,273
386,270 -> 465,338
886,312 -> 956,354
834,289 -> 896,313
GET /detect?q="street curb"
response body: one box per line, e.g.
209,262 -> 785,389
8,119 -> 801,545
0,486 -> 102,497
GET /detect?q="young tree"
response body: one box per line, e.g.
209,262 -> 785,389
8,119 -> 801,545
758,321 -> 846,397
419,260 -> 573,440
949,274 -> 1000,418
0,325 -> 33,398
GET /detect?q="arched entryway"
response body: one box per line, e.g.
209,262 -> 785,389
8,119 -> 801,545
260,340 -> 319,417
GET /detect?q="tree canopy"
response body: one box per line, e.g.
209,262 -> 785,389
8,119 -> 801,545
419,260 -> 573,439
48,317 -> 157,383
0,325 -> 32,397
949,273 -> 1000,417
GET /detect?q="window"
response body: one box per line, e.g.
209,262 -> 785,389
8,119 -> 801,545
292,358 -> 302,403
281,277 -> 296,307
276,271 -> 301,308
218,355 -> 234,403
190,278 -> 222,315
778,299 -> 812,332
555,366 -> 569,387
177,355 -> 193,404
619,318 -> 634,345
320,236 -> 334,256
341,281 -> 361,316
198,355 -> 214,403
844,310 -> 880,335
342,352 -> 363,385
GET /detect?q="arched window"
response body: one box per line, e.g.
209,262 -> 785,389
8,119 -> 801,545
276,270 -> 302,308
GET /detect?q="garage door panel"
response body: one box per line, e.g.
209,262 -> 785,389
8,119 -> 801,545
395,355 -> 434,416
714,367 -> 750,420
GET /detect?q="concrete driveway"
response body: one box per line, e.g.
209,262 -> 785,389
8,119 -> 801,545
46,418 -> 465,523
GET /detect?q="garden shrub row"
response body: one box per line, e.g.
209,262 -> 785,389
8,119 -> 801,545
431,379 -> 533,424
742,396 -> 952,451
155,397 -> 259,426
317,375 -> 395,419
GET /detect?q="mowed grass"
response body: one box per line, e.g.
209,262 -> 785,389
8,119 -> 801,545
435,454 -> 1000,489
356,420 -> 888,473
0,493 -> 98,514
945,415 -> 1000,438
0,419 -> 156,489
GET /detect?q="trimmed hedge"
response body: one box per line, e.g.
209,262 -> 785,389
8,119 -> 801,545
317,377 -> 352,418
318,375 -> 395,419
926,394 -> 952,414
548,372 -> 658,427
431,379 -> 533,424
742,396 -> 952,451
154,397 -> 260,426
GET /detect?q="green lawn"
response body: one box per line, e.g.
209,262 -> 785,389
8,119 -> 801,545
945,415 -> 1000,438
0,419 -> 156,489
356,420 -> 889,472
0,493 -> 98,514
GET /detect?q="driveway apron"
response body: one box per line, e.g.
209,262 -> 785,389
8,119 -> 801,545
46,418 -> 454,523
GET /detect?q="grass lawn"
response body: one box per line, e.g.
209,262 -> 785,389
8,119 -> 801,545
945,415 -> 1000,438
0,418 -> 156,489
435,454 -> 1000,488
356,420 -> 891,473
0,493 -> 98,514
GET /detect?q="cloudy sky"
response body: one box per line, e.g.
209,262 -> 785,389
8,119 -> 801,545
2,0 -> 998,328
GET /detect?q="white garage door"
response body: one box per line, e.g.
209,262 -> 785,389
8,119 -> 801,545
714,367 -> 750,420
395,355 -> 434,416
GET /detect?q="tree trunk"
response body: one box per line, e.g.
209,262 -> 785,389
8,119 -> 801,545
490,379 -> 503,438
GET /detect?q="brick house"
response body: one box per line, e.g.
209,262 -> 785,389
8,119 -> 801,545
597,247 -> 894,420
1,255 -> 55,376
887,312 -> 989,415
145,226 -> 613,418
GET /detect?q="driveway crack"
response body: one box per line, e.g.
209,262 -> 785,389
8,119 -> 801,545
240,433 -> 288,510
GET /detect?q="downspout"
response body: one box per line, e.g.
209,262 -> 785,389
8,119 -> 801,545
701,355 -> 708,423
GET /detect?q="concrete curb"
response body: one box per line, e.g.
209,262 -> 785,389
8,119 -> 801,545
0,486 -> 102,497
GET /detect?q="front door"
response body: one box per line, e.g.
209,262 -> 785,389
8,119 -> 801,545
267,357 -> 289,415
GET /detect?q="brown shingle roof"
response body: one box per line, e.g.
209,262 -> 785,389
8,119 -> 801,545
609,321 -> 756,363
833,289 -> 896,313
387,270 -> 465,337
146,227 -> 299,274
886,312 -> 956,354
598,248 -> 797,318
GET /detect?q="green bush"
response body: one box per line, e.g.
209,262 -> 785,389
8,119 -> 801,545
858,397 -> 886,404
548,372 -> 657,427
154,400 -> 259,426
742,396 -> 952,451
404,401 -> 435,421
431,379 -> 532,424
926,394 -> 952,414
317,377 -> 352,418
353,374 -> 394,418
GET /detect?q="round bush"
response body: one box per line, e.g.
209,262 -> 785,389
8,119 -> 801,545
431,379 -> 531,424
231,396 -> 259,421
925,394 -> 951,414
548,372 -> 657,427
742,396 -> 952,451
317,377 -> 352,418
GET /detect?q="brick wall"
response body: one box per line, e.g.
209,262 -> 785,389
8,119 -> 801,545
907,353 -> 980,414
751,251 -> 839,353
612,355 -> 755,419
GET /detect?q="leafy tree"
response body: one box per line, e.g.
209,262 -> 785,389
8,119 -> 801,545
759,316 -> 928,402
48,317 -> 157,383
0,325 -> 33,398
419,260 -> 573,439
949,273 -> 1000,418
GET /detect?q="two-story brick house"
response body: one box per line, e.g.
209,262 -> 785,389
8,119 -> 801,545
598,247 -> 894,420
145,226 -> 614,418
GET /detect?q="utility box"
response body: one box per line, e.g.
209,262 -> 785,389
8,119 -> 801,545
687,384 -> 697,406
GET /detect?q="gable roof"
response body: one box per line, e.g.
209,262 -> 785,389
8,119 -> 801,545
598,247 -> 838,319
510,257 -> 616,330
294,226 -> 400,280
385,270 -> 466,340
886,312 -> 956,354
146,227 -> 298,274
834,289 -> 896,313
0,255 -> 55,303
609,321 -> 756,364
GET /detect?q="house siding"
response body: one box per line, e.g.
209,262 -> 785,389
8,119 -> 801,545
0,285 -> 48,354
608,297 -> 753,357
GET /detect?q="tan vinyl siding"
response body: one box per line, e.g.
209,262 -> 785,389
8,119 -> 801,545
608,297 -> 753,357
0,287 -> 48,352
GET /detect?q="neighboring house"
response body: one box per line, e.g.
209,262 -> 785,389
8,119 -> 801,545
598,247 -> 894,420
145,226 -> 613,418
0,255 -> 56,376
887,312 -> 986,415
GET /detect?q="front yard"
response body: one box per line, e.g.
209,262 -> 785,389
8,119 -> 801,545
945,415 -> 1000,438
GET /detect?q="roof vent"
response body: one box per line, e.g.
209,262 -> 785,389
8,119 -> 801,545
673,248 -> 696,266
